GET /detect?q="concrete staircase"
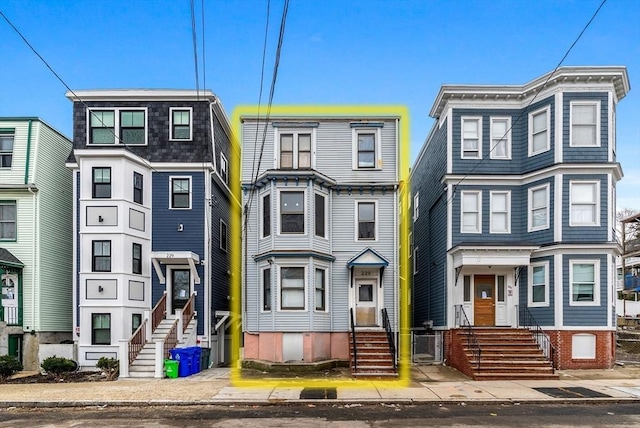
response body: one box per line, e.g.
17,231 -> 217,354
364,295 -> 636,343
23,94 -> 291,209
349,331 -> 397,379
453,327 -> 558,380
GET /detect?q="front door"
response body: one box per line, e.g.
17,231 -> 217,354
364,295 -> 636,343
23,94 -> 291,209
8,335 -> 22,360
171,269 -> 191,313
1,273 -> 18,324
474,275 -> 495,326
355,280 -> 377,326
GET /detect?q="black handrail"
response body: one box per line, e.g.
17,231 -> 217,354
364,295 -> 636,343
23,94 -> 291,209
381,308 -> 397,371
516,305 -> 556,371
349,308 -> 357,372
454,305 -> 481,370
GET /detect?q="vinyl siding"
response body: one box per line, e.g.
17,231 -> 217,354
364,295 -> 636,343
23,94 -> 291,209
210,177 -> 231,314
523,96 -> 555,173
562,254 -> 608,326
522,177 -> 555,245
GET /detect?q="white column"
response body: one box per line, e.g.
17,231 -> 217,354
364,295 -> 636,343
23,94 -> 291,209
118,340 -> 129,378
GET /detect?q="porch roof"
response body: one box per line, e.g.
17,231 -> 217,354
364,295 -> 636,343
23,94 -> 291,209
150,251 -> 200,285
347,247 -> 390,267
0,248 -> 24,269
449,244 -> 539,268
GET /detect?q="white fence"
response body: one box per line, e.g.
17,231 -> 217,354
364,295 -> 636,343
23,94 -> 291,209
617,299 -> 640,318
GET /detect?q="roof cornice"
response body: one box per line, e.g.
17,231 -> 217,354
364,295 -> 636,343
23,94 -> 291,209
65,89 -> 217,102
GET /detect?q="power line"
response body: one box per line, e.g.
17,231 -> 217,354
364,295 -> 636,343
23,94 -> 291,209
201,0 -> 207,92
190,0 -> 200,99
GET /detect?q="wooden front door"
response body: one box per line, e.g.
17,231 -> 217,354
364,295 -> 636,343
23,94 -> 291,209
355,280 -> 377,326
474,275 -> 495,326
171,269 -> 191,313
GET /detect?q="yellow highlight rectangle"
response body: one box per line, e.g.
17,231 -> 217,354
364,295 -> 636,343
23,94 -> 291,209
229,105 -> 411,389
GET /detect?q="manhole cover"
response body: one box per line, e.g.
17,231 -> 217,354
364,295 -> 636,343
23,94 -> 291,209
300,387 -> 337,399
534,387 -> 610,398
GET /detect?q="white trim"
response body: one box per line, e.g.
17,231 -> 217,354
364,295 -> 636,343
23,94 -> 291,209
528,183 -> 550,232
569,100 -> 601,147
86,107 -> 148,146
460,190 -> 482,234
555,253 -> 563,326
460,116 -> 482,159
446,107 -> 453,174
555,92 -> 563,164
352,127 -> 382,170
260,191 -> 271,239
528,106 -> 551,156
569,180 -> 600,227
569,259 -> 600,306
413,192 -> 419,222
219,152 -> 228,184
276,127 -> 316,170
489,116 -> 511,159
219,219 -> 228,252
169,107 -> 193,141
609,95 -> 615,161
554,174 -> 562,242
489,190 -> 511,234
260,264 -> 272,312
314,192 -> 328,239
354,199 -> 379,242
277,264 -> 307,312
528,261 -> 550,307
169,176 -> 192,210
313,265 -> 329,313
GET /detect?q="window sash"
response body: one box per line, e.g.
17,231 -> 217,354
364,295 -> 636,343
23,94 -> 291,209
220,221 -> 228,251
133,172 -> 143,204
315,269 -> 326,311
119,111 -> 145,144
462,118 -> 480,158
262,194 -> 271,237
531,265 -> 546,303
571,103 -> 597,146
90,111 -> 116,144
92,167 -> 112,199
571,183 -> 597,225
357,133 -> 376,168
530,187 -> 548,229
0,134 -> 14,168
490,118 -> 510,158
172,110 -> 191,140
0,202 -> 17,240
358,202 -> 375,240
92,241 -> 111,272
461,192 -> 480,232
315,194 -> 325,237
92,314 -> 111,345
171,178 -> 190,208
490,192 -> 509,233
572,263 -> 596,302
280,192 -> 304,234
263,268 -> 271,311
530,109 -> 549,154
132,243 -> 142,275
281,267 -> 305,310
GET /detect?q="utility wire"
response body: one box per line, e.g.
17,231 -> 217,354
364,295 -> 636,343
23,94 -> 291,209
201,0 -> 207,92
190,0 -> 200,99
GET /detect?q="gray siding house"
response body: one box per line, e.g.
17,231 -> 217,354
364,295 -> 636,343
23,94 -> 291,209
241,112 -> 400,374
411,67 -> 630,374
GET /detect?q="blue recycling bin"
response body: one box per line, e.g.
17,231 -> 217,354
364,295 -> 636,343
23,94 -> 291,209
169,348 -> 192,377
192,347 -> 202,373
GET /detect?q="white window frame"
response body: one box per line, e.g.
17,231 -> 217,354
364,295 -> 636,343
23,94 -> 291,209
569,180 -> 600,227
169,176 -> 192,210
261,266 -> 271,312
461,116 -> 482,159
261,192 -> 271,238
278,265 -> 307,311
0,132 -> 14,169
352,127 -> 382,170
314,192 -> 327,239
528,183 -> 550,232
569,100 -> 600,147
413,192 -> 419,222
169,107 -> 193,141
278,189 -> 306,235
460,190 -> 482,234
0,201 -> 17,241
355,200 -> 378,242
314,266 -> 328,312
528,261 -> 549,307
569,259 -> 600,306
276,128 -> 315,170
86,107 -> 148,146
490,190 -> 511,234
528,106 -> 550,156
490,117 -> 511,159
413,246 -> 419,274
219,219 -> 228,252
219,152 -> 228,184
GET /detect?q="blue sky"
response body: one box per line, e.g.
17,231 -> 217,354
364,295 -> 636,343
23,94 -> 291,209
1,0 -> 638,209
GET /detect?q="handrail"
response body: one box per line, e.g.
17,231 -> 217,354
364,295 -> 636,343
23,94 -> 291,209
182,293 -> 195,333
128,319 -> 148,366
516,305 -> 556,371
381,308 -> 397,371
163,318 -> 179,359
349,308 -> 357,371
454,305 -> 481,370
151,292 -> 167,332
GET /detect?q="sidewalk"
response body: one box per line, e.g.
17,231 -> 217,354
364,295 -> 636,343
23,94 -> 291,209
1,364 -> 640,407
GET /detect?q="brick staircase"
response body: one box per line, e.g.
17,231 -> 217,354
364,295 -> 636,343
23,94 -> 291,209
452,327 -> 558,380
349,331 -> 397,378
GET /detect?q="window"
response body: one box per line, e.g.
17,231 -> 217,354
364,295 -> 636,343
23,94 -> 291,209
92,167 -> 111,199
413,192 -> 419,222
357,201 -> 376,240
461,191 -> 481,233
490,117 -> 511,159
570,260 -> 599,305
133,172 -> 143,204
220,220 -> 228,252
281,267 -> 305,310
88,109 -> 146,145
461,117 -> 482,159
315,193 -> 326,238
92,241 -> 111,272
352,127 -> 382,169
0,132 -> 14,168
315,268 -> 326,311
529,107 -> 550,155
132,313 -> 142,334
170,108 -> 192,140
92,313 -> 111,345
262,268 -> 271,311
280,191 -> 304,234
0,201 -> 17,240
220,153 -> 228,184
262,194 -> 271,238
90,111 -> 115,144
490,191 -> 510,233
463,276 -> 471,302
120,111 -> 145,144
570,101 -> 599,147
170,177 -> 191,209
528,184 -> 549,231
279,132 -> 312,169
529,262 -> 549,306
570,181 -> 598,226
413,246 -> 419,274
132,243 -> 142,275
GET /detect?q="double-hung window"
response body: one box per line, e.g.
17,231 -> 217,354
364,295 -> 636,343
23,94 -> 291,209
279,132 -> 312,169
132,243 -> 142,275
315,268 -> 326,311
120,111 -> 145,144
88,109 -> 146,145
92,167 -> 111,199
357,201 -> 376,240
170,108 -> 192,140
280,191 -> 304,234
352,126 -> 382,170
280,267 -> 305,310
0,201 -> 17,240
461,117 -> 482,159
570,181 -> 598,226
490,191 -> 510,233
315,193 -> 326,238
0,131 -> 14,168
90,111 -> 116,144
170,177 -> 191,209
570,260 -> 599,305
528,184 -> 549,231
529,107 -> 550,156
461,191 -> 481,233
133,172 -> 143,204
413,192 -> 419,222
262,193 -> 271,238
92,313 -> 111,345
262,267 -> 271,311
529,262 -> 549,306
92,240 -> 111,272
220,220 -> 228,252
220,153 -> 228,184
570,101 -> 599,147
490,117 -> 511,159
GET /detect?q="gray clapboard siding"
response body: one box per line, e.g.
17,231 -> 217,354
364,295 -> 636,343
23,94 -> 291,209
562,253 -> 608,326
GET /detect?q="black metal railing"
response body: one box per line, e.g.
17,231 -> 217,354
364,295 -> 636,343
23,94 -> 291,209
516,305 -> 556,371
349,308 -> 357,371
454,305 -> 481,370
381,308 -> 397,371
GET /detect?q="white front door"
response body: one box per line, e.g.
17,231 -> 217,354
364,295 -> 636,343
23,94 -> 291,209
1,273 -> 18,324
355,279 -> 378,327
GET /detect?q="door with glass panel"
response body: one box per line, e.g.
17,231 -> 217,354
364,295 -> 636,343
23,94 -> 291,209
171,269 -> 191,313
355,279 -> 377,326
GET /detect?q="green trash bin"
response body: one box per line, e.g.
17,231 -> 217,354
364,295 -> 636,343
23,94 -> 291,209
164,359 -> 179,378
200,347 -> 211,370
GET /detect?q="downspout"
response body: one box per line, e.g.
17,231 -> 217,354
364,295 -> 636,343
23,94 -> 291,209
24,120 -> 33,185
26,120 -> 38,332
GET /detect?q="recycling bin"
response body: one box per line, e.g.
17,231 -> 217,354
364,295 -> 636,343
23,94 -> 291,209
169,348 -> 191,377
164,359 -> 179,379
188,347 -> 202,373
200,347 -> 211,370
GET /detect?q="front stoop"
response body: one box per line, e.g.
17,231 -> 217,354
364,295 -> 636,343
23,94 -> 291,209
453,327 -> 558,380
349,331 -> 397,379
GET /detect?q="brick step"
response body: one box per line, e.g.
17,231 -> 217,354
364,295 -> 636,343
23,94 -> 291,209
469,360 -> 553,368
476,353 -> 548,360
465,343 -> 541,349
351,365 -> 397,373
474,372 -> 559,381
352,359 -> 394,366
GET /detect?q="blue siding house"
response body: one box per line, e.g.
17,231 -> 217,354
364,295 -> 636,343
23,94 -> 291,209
66,90 -> 239,377
411,67 -> 630,375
